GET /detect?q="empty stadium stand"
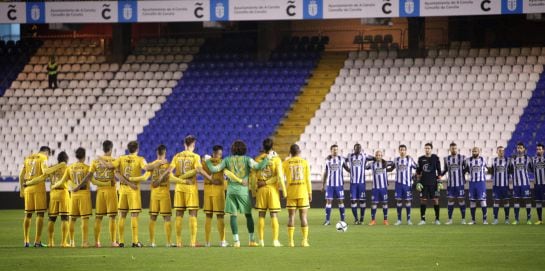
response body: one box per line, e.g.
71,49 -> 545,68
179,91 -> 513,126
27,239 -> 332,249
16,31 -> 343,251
296,46 -> 545,176
136,37 -> 319,161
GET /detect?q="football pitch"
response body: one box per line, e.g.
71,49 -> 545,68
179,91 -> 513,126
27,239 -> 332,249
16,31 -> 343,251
1,208 -> 544,271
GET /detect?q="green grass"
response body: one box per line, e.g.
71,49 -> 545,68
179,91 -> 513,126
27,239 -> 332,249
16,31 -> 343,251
1,208 -> 545,270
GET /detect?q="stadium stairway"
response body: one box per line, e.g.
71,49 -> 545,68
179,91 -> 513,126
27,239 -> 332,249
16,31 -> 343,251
506,70 -> 545,156
272,52 -> 346,158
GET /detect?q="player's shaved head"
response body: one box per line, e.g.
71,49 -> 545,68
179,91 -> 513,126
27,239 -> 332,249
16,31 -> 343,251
290,144 -> 301,157
375,150 -> 383,160
57,151 -> 68,163
472,147 -> 480,158
354,144 -> 361,154
127,141 -> 139,154
75,147 -> 86,161
103,140 -> 113,153
263,138 -> 273,152
231,140 -> 247,156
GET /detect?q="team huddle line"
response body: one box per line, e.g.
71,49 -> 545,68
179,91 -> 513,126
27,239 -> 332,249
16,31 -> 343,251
19,137 -> 311,248
322,142 -> 545,227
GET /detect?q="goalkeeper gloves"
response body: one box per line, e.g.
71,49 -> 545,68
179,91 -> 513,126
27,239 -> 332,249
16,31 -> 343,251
416,183 -> 423,192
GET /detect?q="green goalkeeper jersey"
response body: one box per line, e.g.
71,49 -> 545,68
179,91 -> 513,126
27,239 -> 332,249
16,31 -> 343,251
206,155 -> 268,195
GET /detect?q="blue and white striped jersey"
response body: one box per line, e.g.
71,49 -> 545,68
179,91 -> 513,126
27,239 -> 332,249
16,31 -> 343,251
443,154 -> 466,187
533,156 -> 545,185
345,152 -> 374,184
466,156 -> 487,182
366,160 -> 393,189
325,155 -> 345,187
509,156 -> 532,186
492,157 -> 509,187
393,156 -> 417,186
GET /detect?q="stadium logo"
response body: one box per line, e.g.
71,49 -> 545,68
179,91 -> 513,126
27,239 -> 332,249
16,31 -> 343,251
123,3 -> 133,20
507,0 -> 517,11
308,0 -> 318,16
382,0 -> 392,15
404,0 -> 415,14
194,2 -> 204,18
286,0 -> 296,17
31,4 -> 41,21
480,0 -> 491,12
215,2 -> 225,19
101,4 -> 111,20
7,5 -> 17,21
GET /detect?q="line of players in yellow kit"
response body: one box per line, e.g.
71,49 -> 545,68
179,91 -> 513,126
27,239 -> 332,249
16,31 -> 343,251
19,136 -> 312,248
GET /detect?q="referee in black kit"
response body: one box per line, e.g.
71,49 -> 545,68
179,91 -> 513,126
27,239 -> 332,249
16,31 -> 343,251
416,143 -> 443,225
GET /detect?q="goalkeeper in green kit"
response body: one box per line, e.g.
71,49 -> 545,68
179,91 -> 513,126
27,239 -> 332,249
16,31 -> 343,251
205,140 -> 270,247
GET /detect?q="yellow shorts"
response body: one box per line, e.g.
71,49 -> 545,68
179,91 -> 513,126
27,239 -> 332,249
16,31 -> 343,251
286,197 -> 310,210
95,187 -> 118,216
255,186 -> 281,212
118,190 -> 141,213
173,190 -> 199,211
150,188 -> 172,216
24,189 -> 47,213
49,189 -> 69,217
69,191 -> 92,217
203,194 -> 225,214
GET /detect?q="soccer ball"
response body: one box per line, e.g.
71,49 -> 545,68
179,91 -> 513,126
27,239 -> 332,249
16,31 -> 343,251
336,221 -> 348,232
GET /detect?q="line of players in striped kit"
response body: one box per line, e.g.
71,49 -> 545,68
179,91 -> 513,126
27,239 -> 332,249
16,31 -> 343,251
321,141 -> 545,226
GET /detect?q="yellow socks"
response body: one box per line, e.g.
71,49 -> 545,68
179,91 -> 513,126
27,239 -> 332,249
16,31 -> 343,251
109,218 -> 116,244
258,217 -> 265,242
149,220 -> 156,244
190,216 -> 197,246
205,216 -> 212,243
131,216 -> 139,243
301,226 -> 309,246
69,220 -> 75,246
217,217 -> 225,241
61,220 -> 69,246
118,217 -> 126,244
287,226 -> 295,246
47,220 -> 55,246
35,216 -> 44,243
94,218 -> 102,244
271,217 -> 279,241
175,216 -> 183,246
23,216 -> 31,243
164,221 -> 172,245
82,218 -> 89,246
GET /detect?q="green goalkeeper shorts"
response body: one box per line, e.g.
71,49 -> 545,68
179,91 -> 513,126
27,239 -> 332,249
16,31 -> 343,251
225,192 -> 252,215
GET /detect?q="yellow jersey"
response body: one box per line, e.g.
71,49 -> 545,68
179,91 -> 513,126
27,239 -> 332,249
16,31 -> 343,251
203,158 -> 226,197
151,160 -> 171,193
170,150 -> 202,193
253,153 -> 286,195
62,162 -> 91,192
282,157 -> 311,199
21,153 -> 48,192
50,163 -> 68,190
90,156 -> 116,189
117,154 -> 147,192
